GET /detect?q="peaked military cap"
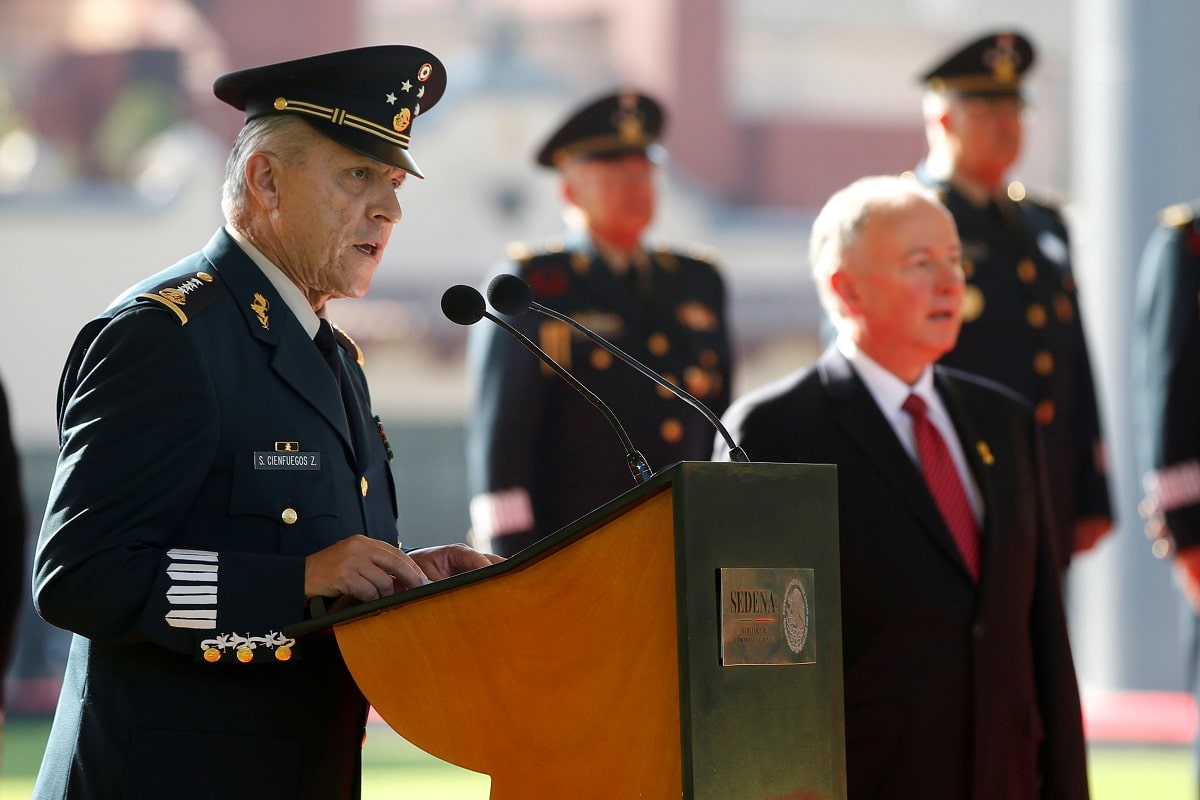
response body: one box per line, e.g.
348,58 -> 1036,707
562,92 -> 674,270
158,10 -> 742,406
535,90 -> 665,168
919,30 -> 1035,97
213,45 -> 446,178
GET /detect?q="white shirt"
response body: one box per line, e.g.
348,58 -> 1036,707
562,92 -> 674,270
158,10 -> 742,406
225,224 -> 320,339
836,335 -> 984,525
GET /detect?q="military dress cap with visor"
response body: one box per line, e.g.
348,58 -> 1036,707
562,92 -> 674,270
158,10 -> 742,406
213,44 -> 446,178
919,30 -> 1035,98
535,90 -> 665,168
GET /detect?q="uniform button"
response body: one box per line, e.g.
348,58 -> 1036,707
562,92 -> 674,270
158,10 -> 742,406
973,623 -> 985,639
648,332 -> 670,356
961,285 -> 985,322
1033,350 -> 1054,376
237,647 -> 254,663
203,648 -> 221,663
1026,303 -> 1047,328
590,348 -> 612,370
275,645 -> 292,662
281,508 -> 298,525
1053,294 -> 1075,323
1017,258 -> 1037,283
360,477 -> 369,497
699,349 -> 720,369
1152,538 -> 1172,559
684,366 -> 712,397
1035,399 -> 1056,425
660,418 -> 684,444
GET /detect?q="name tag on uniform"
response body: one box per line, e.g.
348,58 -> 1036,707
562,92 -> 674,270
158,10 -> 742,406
253,451 -> 321,470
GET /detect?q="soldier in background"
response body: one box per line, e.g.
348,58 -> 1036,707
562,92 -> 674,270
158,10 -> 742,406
467,90 -> 732,556
914,30 -> 1112,567
1133,199 -> 1200,791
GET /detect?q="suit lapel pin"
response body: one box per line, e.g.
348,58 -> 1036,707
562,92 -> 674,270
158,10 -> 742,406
976,440 -> 995,465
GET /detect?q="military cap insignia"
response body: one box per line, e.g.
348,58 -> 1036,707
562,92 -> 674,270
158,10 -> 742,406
136,271 -> 224,325
250,293 -> 270,329
977,441 -> 995,466
393,108 -> 412,133
984,34 -> 1021,83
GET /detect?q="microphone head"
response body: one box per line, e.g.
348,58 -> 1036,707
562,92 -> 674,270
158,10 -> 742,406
441,285 -> 486,325
487,273 -> 534,316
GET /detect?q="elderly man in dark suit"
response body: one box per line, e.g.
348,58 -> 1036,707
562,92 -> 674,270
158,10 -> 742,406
32,47 -> 497,800
717,175 -> 1088,800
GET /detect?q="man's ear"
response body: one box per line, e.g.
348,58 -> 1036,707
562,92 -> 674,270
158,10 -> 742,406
829,267 -> 858,314
245,152 -> 282,211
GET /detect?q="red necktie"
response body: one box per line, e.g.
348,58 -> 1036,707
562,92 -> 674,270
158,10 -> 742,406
902,393 -> 981,581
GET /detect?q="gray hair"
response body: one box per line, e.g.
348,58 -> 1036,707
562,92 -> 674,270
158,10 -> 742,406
220,114 -> 312,220
809,174 -> 943,321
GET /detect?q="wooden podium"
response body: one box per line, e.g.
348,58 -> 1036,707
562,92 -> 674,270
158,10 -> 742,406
289,462 -> 846,799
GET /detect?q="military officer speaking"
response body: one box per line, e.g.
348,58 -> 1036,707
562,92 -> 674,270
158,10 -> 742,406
32,47 -> 498,800
466,90 -> 733,556
913,30 -> 1113,567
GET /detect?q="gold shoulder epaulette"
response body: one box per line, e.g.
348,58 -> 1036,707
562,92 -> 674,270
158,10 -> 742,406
654,243 -> 721,269
1160,202 -> 1197,229
330,322 -> 365,366
134,271 -> 225,326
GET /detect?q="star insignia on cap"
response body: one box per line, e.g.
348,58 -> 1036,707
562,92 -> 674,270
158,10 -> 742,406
385,92 -> 397,105
417,86 -> 425,98
401,79 -> 412,92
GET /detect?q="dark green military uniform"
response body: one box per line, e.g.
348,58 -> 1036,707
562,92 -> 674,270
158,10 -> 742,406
32,45 -> 443,800
1133,199 -> 1200,786
914,30 -> 1111,565
466,89 -> 733,556
467,231 -> 731,553
916,169 -> 1112,566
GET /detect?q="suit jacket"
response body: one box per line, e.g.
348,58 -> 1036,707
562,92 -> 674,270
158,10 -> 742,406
917,166 -> 1112,565
466,230 -> 731,554
33,229 -> 398,800
718,347 -> 1088,800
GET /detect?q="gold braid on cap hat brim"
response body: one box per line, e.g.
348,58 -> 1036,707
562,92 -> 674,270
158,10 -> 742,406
272,97 -> 412,148
552,132 -> 657,167
928,75 -> 1023,95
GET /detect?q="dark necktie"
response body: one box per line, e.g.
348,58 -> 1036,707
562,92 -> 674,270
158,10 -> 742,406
902,393 -> 981,581
314,319 -> 341,388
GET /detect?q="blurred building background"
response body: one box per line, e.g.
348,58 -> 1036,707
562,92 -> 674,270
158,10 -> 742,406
1,0 -> 1198,727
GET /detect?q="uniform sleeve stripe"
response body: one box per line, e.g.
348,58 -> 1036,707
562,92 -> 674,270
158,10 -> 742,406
167,563 -> 218,573
167,549 -> 218,561
469,488 -> 534,541
167,610 -> 216,619
168,585 -> 217,595
167,618 -> 217,630
167,569 -> 219,581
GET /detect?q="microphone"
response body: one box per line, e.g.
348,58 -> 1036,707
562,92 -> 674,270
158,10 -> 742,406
441,285 -> 654,485
487,273 -> 751,463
